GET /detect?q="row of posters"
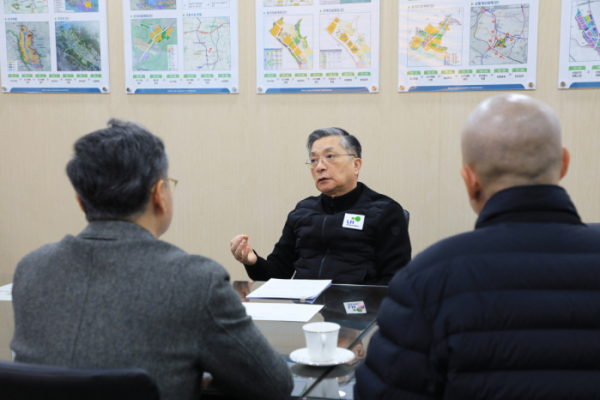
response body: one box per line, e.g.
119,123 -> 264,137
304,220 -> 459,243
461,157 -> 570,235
0,0 -> 599,94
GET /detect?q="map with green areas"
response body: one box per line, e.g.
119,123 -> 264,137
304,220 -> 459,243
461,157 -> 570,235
56,21 -> 101,71
132,18 -> 178,71
4,0 -> 49,14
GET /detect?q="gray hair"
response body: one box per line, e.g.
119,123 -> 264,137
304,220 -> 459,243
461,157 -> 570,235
66,119 -> 169,222
306,127 -> 362,158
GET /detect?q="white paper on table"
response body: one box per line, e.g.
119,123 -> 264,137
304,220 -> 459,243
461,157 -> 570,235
246,279 -> 331,301
242,303 -> 323,323
0,284 -> 12,301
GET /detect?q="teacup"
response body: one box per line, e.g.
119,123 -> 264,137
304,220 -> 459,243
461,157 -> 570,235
302,322 -> 340,362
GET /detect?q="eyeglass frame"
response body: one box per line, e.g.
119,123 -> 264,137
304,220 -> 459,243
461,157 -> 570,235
305,153 -> 357,169
167,178 -> 178,193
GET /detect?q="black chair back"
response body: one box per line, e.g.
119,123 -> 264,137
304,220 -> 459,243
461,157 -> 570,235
403,209 -> 410,228
0,361 -> 160,400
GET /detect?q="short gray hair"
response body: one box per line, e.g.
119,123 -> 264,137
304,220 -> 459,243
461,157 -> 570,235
306,127 -> 362,158
67,119 -> 169,222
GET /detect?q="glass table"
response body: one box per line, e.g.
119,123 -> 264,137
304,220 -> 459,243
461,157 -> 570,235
0,278 -> 387,399
209,281 -> 388,400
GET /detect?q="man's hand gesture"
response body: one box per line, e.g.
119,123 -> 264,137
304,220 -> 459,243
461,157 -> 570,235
230,235 -> 258,266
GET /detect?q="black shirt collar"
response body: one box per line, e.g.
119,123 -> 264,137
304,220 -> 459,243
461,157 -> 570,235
475,185 -> 583,229
320,182 -> 364,214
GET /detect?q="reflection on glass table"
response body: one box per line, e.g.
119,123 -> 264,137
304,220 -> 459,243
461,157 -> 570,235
302,326 -> 379,399
203,281 -> 387,399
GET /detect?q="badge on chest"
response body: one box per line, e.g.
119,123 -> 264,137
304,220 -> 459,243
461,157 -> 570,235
343,214 -> 365,230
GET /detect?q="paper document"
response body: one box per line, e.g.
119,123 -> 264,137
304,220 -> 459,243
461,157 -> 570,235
242,303 -> 324,323
0,284 -> 12,301
246,279 -> 331,301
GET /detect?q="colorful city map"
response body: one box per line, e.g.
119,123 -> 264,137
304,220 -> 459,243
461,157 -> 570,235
184,16 -> 231,71
55,21 -> 101,71
570,1 -> 600,61
131,0 -> 176,10
268,16 -> 313,69
408,8 -> 462,67
64,0 -> 98,12
4,0 -> 49,14
132,18 -> 177,71
470,4 -> 529,65
5,21 -> 51,71
321,13 -> 371,68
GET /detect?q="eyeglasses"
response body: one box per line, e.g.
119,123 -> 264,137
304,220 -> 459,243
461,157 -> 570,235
167,178 -> 178,193
306,153 -> 356,169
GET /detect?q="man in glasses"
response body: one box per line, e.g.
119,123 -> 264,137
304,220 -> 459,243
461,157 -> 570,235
11,120 -> 293,400
231,127 -> 411,285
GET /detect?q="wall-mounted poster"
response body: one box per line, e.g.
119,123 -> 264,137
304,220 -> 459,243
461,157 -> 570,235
0,0 -> 110,93
398,0 -> 539,92
558,0 -> 600,89
123,0 -> 239,94
256,0 -> 381,94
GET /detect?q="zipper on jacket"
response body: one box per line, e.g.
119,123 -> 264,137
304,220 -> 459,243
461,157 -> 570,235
319,216 -> 328,279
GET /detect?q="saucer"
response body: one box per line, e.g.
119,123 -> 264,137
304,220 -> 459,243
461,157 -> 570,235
290,348 -> 355,367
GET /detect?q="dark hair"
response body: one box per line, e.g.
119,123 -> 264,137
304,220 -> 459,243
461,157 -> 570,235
306,127 -> 362,158
66,119 -> 168,221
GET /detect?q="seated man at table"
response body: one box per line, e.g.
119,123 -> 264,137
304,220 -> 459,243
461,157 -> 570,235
230,128 -> 411,285
10,120 -> 293,400
355,95 -> 600,400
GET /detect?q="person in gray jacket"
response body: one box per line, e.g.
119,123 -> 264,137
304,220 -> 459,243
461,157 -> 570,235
10,119 -> 293,400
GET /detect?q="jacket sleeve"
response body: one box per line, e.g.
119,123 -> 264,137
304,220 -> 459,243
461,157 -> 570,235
355,269 -> 443,400
373,202 -> 412,285
199,265 -> 294,400
244,211 -> 298,281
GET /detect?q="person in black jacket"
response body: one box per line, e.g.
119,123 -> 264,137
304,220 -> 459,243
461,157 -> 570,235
355,94 -> 600,399
230,128 -> 411,285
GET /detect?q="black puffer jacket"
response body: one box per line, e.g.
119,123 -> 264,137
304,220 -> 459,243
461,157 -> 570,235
356,185 -> 600,400
245,183 -> 411,285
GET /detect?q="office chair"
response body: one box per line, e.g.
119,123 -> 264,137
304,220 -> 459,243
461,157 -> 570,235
403,209 -> 410,228
0,361 -> 160,400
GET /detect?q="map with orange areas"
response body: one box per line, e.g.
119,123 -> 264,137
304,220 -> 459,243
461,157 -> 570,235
132,18 -> 178,71
267,16 -> 313,69
407,7 -> 462,67
5,21 -> 50,71
321,13 -> 371,68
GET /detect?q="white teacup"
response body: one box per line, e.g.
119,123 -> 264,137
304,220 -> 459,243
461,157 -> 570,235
302,322 -> 340,362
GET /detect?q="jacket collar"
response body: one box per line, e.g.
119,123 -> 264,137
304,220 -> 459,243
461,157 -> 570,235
78,220 -> 157,241
320,182 -> 364,214
475,185 -> 583,230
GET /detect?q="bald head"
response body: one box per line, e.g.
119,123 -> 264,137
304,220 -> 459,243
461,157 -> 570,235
462,94 -> 563,190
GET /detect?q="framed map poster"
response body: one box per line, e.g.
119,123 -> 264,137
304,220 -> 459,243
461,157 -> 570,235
398,0 -> 539,93
0,0 -> 110,93
558,0 -> 600,89
123,0 -> 239,94
256,0 -> 381,94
